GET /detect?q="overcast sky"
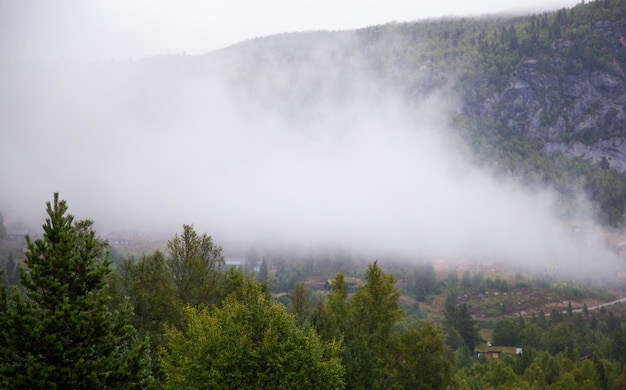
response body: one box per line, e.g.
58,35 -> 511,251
1,0 -> 579,62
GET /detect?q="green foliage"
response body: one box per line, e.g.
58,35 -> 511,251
465,112 -> 626,225
492,317 -> 524,346
166,224 -> 224,306
290,281 -> 313,326
351,261 -> 404,341
118,250 -> 182,346
521,322 -> 544,350
313,273 -> 351,342
444,303 -> 482,350
115,229 -> 263,382
406,261 -> 438,302
483,360 -> 523,388
615,363 -> 626,389
311,262 -> 455,389
343,261 -> 404,389
545,322 -> 577,357
220,0 -> 626,227
159,278 -> 345,390
0,193 -> 154,389
482,275 -> 511,293
3,252 -> 17,286
395,323 -> 453,389
427,0 -> 626,226
457,299 -> 626,388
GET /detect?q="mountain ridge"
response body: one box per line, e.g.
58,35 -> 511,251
209,2 -> 626,170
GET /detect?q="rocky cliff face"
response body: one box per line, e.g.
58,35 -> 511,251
483,20 -> 626,170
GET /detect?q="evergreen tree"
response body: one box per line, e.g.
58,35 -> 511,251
0,193 -> 154,389
166,224 -> 224,306
344,261 -> 403,389
4,252 -> 17,286
444,303 -> 482,349
408,261 -> 437,302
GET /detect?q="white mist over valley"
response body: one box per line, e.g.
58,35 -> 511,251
0,0 -> 620,276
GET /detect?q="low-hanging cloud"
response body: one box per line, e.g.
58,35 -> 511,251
0,0 -> 579,62
0,38 -> 620,275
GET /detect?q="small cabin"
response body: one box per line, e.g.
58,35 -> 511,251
474,345 -> 522,360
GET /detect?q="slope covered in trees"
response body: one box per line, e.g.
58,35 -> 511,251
3,1 -> 626,388
203,0 -> 626,225
2,2 -> 625,226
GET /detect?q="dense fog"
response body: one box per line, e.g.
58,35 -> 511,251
0,36 -> 619,274
0,0 -> 579,62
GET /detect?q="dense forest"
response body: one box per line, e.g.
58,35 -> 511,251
1,194 -> 626,388
208,0 -> 626,226
3,0 -> 626,388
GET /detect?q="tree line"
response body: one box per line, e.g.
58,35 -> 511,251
2,194 -> 626,389
0,194 -> 453,389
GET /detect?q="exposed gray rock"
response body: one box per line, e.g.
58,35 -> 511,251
481,20 -> 626,169
546,137 -> 626,171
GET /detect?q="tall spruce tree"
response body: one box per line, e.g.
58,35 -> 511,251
0,193 -> 154,389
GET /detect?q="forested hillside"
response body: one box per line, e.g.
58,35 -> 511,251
4,1 -> 626,388
2,195 -> 626,388
2,1 -> 626,226
199,0 -> 626,225
213,0 -> 626,154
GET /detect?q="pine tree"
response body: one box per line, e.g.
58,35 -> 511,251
0,193 -> 154,389
4,252 -> 17,286
444,303 -> 482,349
